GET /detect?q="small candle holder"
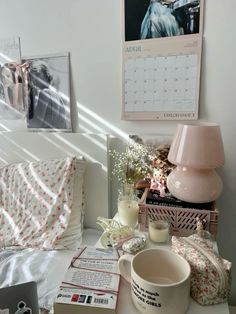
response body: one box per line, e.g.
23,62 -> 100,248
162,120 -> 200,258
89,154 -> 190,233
148,218 -> 170,244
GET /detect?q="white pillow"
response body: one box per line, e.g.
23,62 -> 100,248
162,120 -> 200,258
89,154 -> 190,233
54,157 -> 86,249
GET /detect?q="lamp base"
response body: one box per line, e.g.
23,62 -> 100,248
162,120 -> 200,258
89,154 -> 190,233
167,166 -> 223,203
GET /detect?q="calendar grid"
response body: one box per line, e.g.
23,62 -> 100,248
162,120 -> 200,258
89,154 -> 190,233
124,53 -> 198,113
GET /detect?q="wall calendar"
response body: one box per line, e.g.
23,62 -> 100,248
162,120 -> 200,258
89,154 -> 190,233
122,0 -> 204,120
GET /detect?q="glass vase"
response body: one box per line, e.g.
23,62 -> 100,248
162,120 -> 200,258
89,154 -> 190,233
117,183 -> 139,229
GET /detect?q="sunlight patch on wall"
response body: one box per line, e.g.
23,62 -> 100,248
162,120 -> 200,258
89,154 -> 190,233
52,133 -> 107,172
0,132 -> 40,162
79,114 -> 106,134
0,122 -> 11,131
0,52 -> 13,62
82,133 -> 107,151
77,101 -> 129,142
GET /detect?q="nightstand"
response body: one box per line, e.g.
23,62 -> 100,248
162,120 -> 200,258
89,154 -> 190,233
95,229 -> 230,314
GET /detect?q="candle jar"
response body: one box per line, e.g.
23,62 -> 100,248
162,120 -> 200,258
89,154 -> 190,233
148,218 -> 170,244
118,184 -> 139,229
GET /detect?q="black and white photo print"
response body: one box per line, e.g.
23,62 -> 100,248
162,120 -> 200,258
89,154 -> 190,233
23,53 -> 71,131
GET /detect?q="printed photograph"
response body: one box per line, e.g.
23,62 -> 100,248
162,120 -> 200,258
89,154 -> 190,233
22,53 -> 72,130
124,0 -> 201,41
0,62 -> 26,119
0,37 -> 26,120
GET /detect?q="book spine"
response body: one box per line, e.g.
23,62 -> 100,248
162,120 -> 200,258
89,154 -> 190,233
145,198 -> 214,210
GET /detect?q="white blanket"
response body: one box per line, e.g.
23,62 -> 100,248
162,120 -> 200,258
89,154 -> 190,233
0,248 -> 74,311
0,228 -> 102,312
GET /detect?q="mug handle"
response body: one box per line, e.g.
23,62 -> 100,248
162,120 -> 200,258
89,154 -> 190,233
118,254 -> 134,283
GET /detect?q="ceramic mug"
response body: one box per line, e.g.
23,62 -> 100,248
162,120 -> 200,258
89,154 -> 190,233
118,248 -> 191,314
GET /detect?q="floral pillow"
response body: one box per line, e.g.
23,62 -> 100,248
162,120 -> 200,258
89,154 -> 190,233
54,157 -> 86,249
0,157 -> 77,249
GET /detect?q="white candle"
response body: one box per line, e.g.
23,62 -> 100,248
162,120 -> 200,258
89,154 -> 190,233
148,220 -> 169,243
118,199 -> 139,228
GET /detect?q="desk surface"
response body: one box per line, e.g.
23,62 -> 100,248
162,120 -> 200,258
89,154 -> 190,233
96,232 -> 229,314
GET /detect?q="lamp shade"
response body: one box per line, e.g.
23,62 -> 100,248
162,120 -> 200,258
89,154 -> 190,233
168,123 -> 225,169
167,123 -> 225,203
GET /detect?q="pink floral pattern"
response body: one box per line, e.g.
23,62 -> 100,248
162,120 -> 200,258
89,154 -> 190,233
0,157 -> 76,249
172,234 -> 231,305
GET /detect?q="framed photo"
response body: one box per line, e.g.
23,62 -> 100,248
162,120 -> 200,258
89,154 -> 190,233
22,52 -> 72,131
122,0 -> 204,120
0,37 -> 26,120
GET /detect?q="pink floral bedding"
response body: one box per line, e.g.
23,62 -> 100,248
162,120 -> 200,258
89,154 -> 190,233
0,157 -> 76,249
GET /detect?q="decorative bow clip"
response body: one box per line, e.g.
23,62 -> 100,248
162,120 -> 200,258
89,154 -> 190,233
96,216 -> 134,248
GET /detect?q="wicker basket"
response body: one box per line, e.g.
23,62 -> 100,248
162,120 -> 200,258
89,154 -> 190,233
138,190 -> 219,238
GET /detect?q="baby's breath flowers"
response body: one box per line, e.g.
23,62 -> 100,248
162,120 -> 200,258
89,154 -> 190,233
109,141 -> 153,186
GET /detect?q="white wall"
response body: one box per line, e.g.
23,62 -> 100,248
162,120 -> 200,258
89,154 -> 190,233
0,0 -> 236,305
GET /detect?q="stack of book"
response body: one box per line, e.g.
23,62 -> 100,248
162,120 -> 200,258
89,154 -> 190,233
145,189 -> 215,210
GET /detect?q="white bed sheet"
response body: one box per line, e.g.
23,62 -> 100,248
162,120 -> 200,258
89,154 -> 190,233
82,228 -> 102,246
0,228 -> 102,312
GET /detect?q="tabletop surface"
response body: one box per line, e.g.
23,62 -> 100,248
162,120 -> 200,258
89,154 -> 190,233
96,229 -> 229,314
